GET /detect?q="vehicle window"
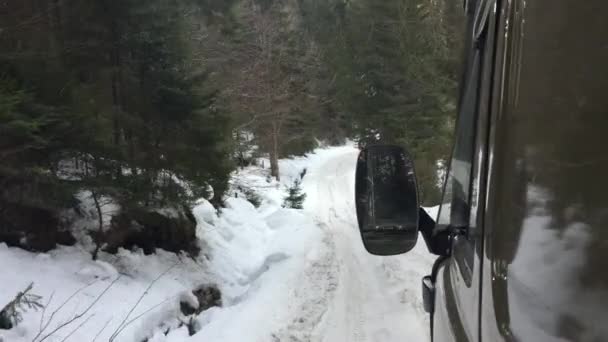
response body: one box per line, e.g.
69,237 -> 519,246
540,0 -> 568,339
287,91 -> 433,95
446,52 -> 480,228
436,6 -> 483,230
436,0 -> 493,284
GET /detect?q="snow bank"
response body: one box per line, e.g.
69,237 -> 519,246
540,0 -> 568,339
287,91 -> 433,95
0,146 -> 346,342
0,243 -> 209,342
185,201 -> 323,342
180,148 -> 348,342
0,194 -> 314,342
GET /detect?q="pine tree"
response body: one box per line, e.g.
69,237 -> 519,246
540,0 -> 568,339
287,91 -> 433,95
283,179 -> 307,209
0,0 -> 237,251
298,0 -> 464,204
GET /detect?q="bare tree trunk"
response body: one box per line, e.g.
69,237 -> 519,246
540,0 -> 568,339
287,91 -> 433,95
108,14 -> 124,181
270,121 -> 280,181
91,190 -> 104,261
46,0 -> 59,56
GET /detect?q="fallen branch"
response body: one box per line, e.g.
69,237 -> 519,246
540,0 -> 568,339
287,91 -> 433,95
91,318 -> 112,342
108,263 -> 177,341
59,314 -> 94,342
32,281 -> 98,342
38,292 -> 55,333
120,295 -> 176,330
35,276 -> 120,342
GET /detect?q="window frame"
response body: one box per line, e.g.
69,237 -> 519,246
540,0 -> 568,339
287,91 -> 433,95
435,0 -> 496,285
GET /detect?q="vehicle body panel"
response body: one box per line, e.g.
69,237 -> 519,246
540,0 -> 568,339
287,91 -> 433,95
433,0 -> 608,341
434,264 -> 461,342
480,0 -> 608,341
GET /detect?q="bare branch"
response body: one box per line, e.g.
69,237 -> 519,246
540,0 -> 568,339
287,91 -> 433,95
59,314 -> 95,342
233,112 -> 279,131
113,295 -> 177,335
39,292 -> 55,332
91,318 -> 112,342
33,281 -> 97,342
108,264 -> 177,341
35,277 -> 120,342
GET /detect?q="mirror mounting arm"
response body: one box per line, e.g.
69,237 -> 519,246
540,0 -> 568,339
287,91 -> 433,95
418,208 -> 464,257
419,208 -> 448,256
449,226 -> 468,237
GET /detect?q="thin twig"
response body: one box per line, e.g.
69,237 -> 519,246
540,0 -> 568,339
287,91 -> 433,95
36,277 -> 120,342
39,292 -> 55,332
108,264 -> 177,341
91,318 -> 112,342
119,295 -> 177,331
33,281 -> 97,342
59,314 -> 95,342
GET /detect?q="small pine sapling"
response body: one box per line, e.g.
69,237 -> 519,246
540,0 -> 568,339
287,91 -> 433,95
0,283 -> 43,329
282,179 -> 307,209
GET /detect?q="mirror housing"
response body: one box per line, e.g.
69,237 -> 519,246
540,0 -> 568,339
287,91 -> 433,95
355,145 -> 419,255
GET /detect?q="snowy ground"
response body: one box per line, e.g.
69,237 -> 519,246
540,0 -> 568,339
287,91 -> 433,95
0,145 -> 435,342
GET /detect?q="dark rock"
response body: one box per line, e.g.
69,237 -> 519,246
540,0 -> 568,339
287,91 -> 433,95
180,300 -> 196,316
192,284 -> 222,314
179,284 -> 222,317
0,202 -> 76,252
102,206 -> 199,256
0,171 -> 77,252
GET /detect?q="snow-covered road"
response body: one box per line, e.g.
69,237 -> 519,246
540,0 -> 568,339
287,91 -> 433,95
275,147 -> 435,342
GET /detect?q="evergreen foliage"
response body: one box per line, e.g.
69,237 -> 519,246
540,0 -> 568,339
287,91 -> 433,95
0,0 -> 465,252
243,187 -> 262,208
0,0 -> 234,211
283,179 -> 307,209
298,0 -> 465,204
0,283 -> 43,330
0,0 -> 236,252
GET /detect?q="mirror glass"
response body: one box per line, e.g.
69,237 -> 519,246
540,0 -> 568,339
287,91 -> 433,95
355,145 -> 419,255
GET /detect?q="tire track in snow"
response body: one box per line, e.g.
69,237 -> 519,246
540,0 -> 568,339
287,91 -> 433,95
305,150 -> 371,342
273,147 -> 432,342
270,224 -> 340,342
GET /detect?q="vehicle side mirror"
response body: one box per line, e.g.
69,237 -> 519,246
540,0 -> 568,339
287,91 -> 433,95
355,145 -> 419,255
